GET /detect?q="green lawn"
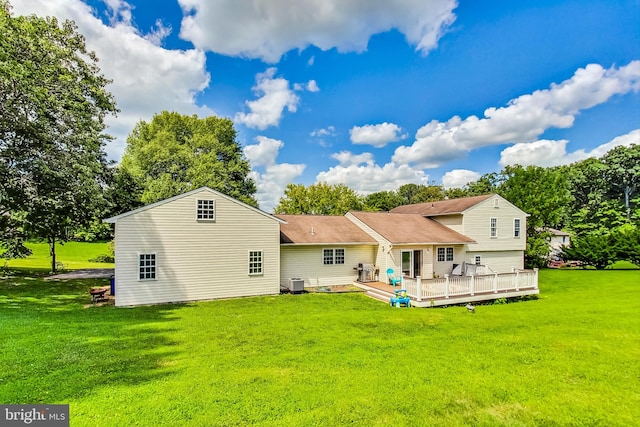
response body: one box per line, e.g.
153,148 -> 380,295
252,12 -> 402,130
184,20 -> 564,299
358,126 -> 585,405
4,241 -> 113,270
1,269 -> 638,426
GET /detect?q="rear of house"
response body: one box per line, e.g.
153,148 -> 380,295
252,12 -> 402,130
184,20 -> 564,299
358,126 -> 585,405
105,187 -> 283,306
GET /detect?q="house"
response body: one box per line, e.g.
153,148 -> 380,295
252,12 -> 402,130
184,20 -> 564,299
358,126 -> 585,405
390,194 -> 529,274
542,227 -> 571,259
104,187 -> 284,307
106,189 -> 536,307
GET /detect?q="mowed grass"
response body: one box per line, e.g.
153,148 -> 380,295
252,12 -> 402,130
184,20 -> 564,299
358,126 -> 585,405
0,269 -> 638,426
3,241 -> 113,270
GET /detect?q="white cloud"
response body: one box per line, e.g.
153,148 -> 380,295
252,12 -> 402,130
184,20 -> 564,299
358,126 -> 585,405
350,122 -> 407,147
499,129 -> 640,167
243,136 -> 306,212
235,68 -> 300,130
11,0 -> 211,162
178,0 -> 457,62
441,170 -> 482,189
393,61 -> 640,168
307,80 -> 320,92
311,126 -> 336,137
316,151 -> 428,194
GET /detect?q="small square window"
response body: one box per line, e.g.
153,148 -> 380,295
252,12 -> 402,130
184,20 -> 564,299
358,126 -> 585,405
196,199 -> 215,220
323,249 -> 334,265
334,249 -> 345,265
139,253 -> 156,280
437,247 -> 454,262
249,251 -> 263,275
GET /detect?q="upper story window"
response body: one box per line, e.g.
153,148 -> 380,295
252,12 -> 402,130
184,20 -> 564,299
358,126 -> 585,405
514,218 -> 521,238
196,199 -> 215,220
475,255 -> 481,265
490,217 -> 498,238
139,253 -> 156,281
248,250 -> 263,275
323,248 -> 345,265
437,247 -> 454,262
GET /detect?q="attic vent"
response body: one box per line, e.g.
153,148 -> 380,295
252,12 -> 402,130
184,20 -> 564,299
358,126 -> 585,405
494,198 -> 499,208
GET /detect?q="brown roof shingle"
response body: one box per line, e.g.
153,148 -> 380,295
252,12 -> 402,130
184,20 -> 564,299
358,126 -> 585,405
277,214 -> 377,244
389,194 -> 494,216
349,211 -> 475,244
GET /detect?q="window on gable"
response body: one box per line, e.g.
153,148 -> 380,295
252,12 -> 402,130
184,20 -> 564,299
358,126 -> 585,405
248,250 -> 263,275
437,247 -> 454,262
196,199 -> 215,220
139,253 -> 156,280
323,248 -> 345,265
490,217 -> 498,238
514,218 -> 521,238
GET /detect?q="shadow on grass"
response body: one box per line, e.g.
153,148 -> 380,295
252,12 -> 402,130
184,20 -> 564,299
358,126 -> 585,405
0,269 -> 183,404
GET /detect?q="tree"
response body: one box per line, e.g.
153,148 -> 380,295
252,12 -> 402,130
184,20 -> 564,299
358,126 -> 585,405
0,2 -> 118,271
560,231 -> 618,270
602,144 -> 640,221
363,191 -> 404,211
121,111 -> 257,207
274,183 -> 363,215
396,184 -> 445,205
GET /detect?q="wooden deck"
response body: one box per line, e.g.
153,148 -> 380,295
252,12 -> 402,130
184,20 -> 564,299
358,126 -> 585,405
355,269 -> 539,307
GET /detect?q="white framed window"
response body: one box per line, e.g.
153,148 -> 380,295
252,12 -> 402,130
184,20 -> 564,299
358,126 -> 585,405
514,218 -> 521,238
196,199 -> 216,220
138,253 -> 156,280
323,248 -> 345,265
475,255 -> 481,265
437,247 -> 454,262
248,250 -> 263,275
490,217 -> 498,238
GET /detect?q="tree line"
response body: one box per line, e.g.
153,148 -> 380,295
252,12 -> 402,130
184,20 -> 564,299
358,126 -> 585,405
1,2 -> 637,271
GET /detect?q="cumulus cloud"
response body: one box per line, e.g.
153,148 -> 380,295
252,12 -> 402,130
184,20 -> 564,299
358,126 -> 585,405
499,129 -> 640,167
243,136 -> 305,212
178,0 -> 457,62
316,151 -> 428,194
310,126 -> 336,137
307,80 -> 320,92
441,169 -> 482,189
350,122 -> 407,147
12,0 -> 211,161
235,68 -> 300,130
393,61 -> 640,168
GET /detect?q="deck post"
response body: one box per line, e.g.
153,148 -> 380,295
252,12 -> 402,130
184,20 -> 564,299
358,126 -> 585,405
534,268 -> 539,289
416,276 -> 422,302
515,269 -> 520,291
493,272 -> 498,293
470,274 -> 475,296
444,274 -> 450,299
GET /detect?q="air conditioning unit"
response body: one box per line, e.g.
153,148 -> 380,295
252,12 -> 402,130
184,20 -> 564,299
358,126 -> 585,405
287,278 -> 305,294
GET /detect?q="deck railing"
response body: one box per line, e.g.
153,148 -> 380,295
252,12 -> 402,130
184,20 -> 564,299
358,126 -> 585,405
402,269 -> 538,302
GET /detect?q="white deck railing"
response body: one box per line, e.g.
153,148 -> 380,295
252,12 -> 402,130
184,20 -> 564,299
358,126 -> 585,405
402,269 -> 539,301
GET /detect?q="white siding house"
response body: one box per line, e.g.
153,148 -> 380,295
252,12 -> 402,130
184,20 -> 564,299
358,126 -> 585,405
105,187 -> 283,306
391,194 -> 528,273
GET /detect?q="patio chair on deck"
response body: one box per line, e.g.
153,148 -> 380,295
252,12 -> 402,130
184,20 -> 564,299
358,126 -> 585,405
386,268 -> 402,287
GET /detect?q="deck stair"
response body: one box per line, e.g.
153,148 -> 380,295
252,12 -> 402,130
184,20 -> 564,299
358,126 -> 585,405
356,283 -> 397,303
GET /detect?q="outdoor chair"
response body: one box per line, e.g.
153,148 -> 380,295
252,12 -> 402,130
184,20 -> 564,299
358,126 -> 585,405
386,268 -> 402,287
390,289 -> 410,308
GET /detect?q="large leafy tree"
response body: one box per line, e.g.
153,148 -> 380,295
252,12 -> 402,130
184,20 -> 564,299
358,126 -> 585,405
0,2 -> 117,269
602,144 -> 640,221
274,183 -> 363,215
121,111 -> 257,207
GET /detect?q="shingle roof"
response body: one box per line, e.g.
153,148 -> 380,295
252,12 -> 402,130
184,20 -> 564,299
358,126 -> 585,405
348,212 -> 475,244
389,194 -> 494,216
277,214 -> 377,244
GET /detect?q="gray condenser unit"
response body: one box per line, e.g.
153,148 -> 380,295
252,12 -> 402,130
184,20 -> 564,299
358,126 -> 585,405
287,278 -> 305,293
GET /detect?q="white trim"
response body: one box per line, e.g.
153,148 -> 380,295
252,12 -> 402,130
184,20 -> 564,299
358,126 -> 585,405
196,198 -> 216,221
104,187 -> 285,224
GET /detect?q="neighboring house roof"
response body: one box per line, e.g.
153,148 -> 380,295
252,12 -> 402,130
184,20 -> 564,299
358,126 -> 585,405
277,214 -> 377,245
538,227 -> 570,236
104,187 -> 285,224
389,194 -> 494,216
348,211 -> 475,245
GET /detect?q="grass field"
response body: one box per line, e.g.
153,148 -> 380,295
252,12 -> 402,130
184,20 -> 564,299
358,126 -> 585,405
3,241 -> 113,270
1,267 -> 639,426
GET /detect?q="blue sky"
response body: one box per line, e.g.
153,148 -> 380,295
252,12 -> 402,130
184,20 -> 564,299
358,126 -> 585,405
12,0 -> 640,211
